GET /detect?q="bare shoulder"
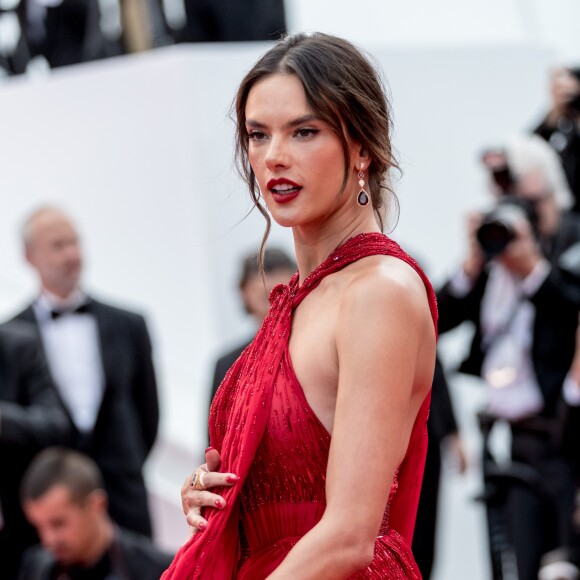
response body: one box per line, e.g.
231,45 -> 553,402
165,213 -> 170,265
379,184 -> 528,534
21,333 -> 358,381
338,254 -> 431,319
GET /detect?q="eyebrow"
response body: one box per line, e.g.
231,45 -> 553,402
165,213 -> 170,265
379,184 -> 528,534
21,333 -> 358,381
245,114 -> 320,129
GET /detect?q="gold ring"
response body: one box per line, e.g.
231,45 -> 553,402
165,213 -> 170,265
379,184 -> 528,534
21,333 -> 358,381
190,468 -> 208,491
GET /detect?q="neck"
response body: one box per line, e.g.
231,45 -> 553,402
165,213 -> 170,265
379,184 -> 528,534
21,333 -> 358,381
292,213 -> 380,283
41,284 -> 78,302
80,518 -> 115,567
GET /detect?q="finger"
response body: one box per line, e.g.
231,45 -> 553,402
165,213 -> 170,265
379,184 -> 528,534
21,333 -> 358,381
182,471 -> 237,494
205,447 -> 222,471
183,489 -> 228,511
186,509 -> 208,531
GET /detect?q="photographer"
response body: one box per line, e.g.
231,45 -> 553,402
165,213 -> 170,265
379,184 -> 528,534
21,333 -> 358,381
437,134 -> 580,580
534,67 -> 580,213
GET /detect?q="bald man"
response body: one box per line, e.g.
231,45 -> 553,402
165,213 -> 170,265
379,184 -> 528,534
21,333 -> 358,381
10,206 -> 159,538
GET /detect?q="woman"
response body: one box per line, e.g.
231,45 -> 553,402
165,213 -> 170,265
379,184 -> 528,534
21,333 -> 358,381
163,32 -> 437,579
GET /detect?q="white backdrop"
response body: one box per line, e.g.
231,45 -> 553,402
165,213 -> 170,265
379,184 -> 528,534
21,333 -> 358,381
0,39 -> 558,576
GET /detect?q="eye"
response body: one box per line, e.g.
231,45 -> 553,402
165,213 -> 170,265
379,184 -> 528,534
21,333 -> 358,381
247,130 -> 267,141
295,128 -> 319,138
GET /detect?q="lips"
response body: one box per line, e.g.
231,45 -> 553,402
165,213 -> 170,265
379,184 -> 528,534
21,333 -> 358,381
267,178 -> 302,204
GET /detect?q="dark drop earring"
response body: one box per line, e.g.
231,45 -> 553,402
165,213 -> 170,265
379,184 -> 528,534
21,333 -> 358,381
357,163 -> 369,206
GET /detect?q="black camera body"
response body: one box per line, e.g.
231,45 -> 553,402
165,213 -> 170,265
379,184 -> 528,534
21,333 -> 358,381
476,196 -> 539,259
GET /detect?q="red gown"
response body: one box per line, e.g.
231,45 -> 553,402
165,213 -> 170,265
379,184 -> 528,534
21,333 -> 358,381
163,233 -> 438,579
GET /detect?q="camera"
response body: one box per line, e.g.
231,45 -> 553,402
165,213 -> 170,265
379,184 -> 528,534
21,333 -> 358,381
477,147 -> 539,259
476,196 -> 538,259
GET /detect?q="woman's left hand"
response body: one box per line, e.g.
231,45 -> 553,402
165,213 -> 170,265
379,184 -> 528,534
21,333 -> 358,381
181,447 -> 238,535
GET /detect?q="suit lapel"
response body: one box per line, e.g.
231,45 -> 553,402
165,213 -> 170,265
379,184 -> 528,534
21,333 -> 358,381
14,303 -> 79,434
17,305 -> 37,325
90,301 -> 117,421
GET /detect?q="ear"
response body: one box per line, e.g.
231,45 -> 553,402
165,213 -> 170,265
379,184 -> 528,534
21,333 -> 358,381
355,147 -> 370,172
87,490 -> 108,514
24,245 -> 35,267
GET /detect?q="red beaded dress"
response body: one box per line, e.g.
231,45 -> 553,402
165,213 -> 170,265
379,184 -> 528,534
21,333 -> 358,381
162,233 -> 438,579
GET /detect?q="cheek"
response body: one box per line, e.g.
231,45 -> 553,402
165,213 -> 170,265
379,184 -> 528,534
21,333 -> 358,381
248,154 -> 267,188
247,145 -> 262,169
313,163 -> 345,195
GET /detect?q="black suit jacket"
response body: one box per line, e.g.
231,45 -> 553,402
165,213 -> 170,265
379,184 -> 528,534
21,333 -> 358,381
535,117 -> 580,214
0,321 -> 72,580
438,211 -> 580,418
207,340 -> 250,444
18,526 -> 173,580
209,340 -> 250,407
11,298 -> 160,537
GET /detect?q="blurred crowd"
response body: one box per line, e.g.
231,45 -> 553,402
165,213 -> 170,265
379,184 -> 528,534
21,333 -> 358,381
0,0 -> 287,76
1,206 -> 171,579
2,10 -> 580,578
433,67 -> 580,580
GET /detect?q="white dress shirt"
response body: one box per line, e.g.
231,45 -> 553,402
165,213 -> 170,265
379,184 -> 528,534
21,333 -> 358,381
448,259 -> 551,420
33,289 -> 105,432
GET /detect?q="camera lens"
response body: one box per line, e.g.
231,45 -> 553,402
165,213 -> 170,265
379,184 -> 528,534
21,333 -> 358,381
476,198 -> 534,259
477,220 -> 515,258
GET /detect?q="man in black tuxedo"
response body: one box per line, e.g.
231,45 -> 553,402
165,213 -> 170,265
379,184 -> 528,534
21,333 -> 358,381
437,135 -> 580,580
0,321 -> 72,579
19,447 -> 172,580
11,206 -> 160,537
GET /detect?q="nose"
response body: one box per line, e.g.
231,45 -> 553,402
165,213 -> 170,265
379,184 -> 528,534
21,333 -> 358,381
264,135 -> 289,171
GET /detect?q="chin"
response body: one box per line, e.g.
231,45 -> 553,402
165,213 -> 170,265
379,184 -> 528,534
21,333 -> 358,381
268,207 -> 312,229
270,215 -> 298,228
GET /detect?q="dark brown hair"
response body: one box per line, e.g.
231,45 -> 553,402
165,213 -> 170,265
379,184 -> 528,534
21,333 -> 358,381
239,246 -> 297,289
233,32 -> 399,262
21,447 -> 104,505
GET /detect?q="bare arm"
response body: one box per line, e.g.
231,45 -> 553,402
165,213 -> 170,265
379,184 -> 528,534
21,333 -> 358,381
267,263 -> 436,579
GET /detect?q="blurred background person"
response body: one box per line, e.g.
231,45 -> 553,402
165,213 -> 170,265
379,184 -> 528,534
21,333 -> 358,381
0,0 -> 32,75
404,254 -> 467,579
437,133 -> 580,580
0,0 -> 173,76
117,0 -> 173,53
9,206 -> 160,538
0,320 -> 72,580
413,356 -> 467,579
549,317 -> 580,573
19,446 -> 172,580
15,0 -> 110,70
208,246 -> 296,410
180,0 -> 286,43
534,66 -> 580,213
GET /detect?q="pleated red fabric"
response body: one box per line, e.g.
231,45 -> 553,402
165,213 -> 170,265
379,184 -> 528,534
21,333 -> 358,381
162,233 -> 438,579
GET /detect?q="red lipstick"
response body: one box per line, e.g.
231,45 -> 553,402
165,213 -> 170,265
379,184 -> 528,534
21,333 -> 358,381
267,178 -> 302,204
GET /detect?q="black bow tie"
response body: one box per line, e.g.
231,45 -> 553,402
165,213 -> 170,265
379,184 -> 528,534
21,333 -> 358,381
50,302 -> 92,320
